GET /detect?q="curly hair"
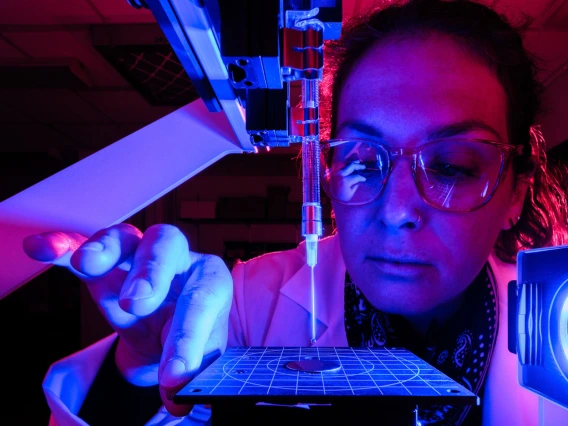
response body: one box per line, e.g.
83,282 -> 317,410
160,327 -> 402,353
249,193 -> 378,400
321,0 -> 568,263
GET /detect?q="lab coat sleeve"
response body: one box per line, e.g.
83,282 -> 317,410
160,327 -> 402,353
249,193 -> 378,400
42,332 -> 210,425
228,260 -> 248,347
43,334 -> 116,426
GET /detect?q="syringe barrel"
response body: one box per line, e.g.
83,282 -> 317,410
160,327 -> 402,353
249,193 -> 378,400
301,137 -> 322,236
302,203 -> 322,236
301,79 -> 322,238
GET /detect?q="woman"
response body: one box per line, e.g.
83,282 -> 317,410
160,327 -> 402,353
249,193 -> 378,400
29,0 -> 568,425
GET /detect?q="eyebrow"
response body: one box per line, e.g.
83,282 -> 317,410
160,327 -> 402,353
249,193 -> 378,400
428,120 -> 504,142
336,119 -> 504,142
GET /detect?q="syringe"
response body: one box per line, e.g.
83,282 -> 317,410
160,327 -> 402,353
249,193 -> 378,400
300,78 -> 323,344
281,11 -> 324,344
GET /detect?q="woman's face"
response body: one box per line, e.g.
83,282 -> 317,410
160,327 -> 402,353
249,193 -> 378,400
333,34 -> 525,317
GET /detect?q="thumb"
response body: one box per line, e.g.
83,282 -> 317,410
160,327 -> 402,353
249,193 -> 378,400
158,255 -> 232,416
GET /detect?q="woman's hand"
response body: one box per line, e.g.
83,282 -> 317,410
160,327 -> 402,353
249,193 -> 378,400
23,223 -> 233,416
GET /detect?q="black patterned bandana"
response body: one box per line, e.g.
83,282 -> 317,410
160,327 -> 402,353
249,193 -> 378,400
344,263 -> 498,425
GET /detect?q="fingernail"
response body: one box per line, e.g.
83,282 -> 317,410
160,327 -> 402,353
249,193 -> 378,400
23,234 -> 69,261
79,241 -> 104,251
121,279 -> 154,300
160,358 -> 187,387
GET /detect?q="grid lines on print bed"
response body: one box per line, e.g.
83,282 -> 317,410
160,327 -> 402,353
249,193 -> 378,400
176,346 -> 476,400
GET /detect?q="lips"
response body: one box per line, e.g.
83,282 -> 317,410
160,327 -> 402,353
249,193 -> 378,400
367,255 -> 432,278
369,254 -> 431,266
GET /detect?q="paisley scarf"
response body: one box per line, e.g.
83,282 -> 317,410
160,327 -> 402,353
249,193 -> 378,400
344,263 -> 498,425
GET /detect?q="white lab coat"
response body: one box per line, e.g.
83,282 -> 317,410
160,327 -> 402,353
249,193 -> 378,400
43,234 -> 568,425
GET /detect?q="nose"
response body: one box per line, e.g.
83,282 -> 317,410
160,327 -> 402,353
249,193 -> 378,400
375,158 -> 424,231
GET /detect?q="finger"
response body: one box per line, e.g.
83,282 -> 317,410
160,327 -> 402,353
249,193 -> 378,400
348,175 -> 367,186
158,314 -> 220,417
159,348 -> 221,417
159,387 -> 193,417
158,255 -> 232,416
118,224 -> 191,317
70,223 -> 142,277
339,162 -> 366,176
332,160 -> 357,175
23,231 -> 87,265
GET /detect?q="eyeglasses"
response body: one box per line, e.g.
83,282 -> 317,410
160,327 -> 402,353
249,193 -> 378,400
320,138 -> 524,212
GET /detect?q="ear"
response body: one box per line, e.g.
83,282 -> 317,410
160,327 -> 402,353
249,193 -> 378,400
501,176 -> 532,231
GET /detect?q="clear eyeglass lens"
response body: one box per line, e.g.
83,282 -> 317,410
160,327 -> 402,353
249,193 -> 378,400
321,139 -> 505,211
321,140 -> 390,206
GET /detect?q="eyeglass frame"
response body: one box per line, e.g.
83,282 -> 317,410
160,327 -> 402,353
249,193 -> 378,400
320,138 -> 525,212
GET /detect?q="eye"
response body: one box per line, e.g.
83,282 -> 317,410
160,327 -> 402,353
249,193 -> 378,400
430,163 -> 477,178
